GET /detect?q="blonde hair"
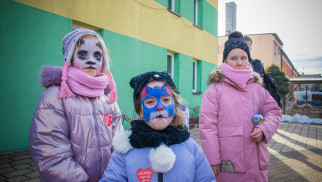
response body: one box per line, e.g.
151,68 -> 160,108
134,80 -> 186,129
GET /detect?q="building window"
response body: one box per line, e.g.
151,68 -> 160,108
72,20 -> 100,32
168,0 -> 180,14
274,43 -> 279,55
194,0 -> 198,25
72,24 -> 82,30
192,60 -> 198,92
169,0 -> 175,11
192,59 -> 202,94
167,52 -> 174,79
194,0 -> 202,27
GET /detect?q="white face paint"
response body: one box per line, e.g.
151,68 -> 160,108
72,36 -> 103,77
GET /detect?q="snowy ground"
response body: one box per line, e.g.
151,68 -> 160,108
282,114 -> 322,124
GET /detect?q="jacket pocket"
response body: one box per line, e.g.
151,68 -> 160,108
257,142 -> 269,170
218,127 -> 246,173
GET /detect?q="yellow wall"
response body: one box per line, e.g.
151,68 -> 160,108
248,34 -> 275,68
15,0 -> 218,64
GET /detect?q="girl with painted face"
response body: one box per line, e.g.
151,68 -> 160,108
29,29 -> 124,182
100,71 -> 216,182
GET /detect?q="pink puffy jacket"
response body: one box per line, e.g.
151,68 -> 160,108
199,64 -> 281,182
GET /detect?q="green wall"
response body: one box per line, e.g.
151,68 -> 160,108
0,0 -> 71,152
0,0 -> 217,152
155,0 -> 218,37
100,29 -> 168,129
155,0 -> 168,8
202,1 -> 218,37
100,30 -> 217,129
177,54 -> 216,109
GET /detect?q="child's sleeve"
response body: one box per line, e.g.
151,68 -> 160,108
256,89 -> 282,143
99,152 -> 127,182
192,141 -> 217,182
29,91 -> 88,182
199,84 -> 221,165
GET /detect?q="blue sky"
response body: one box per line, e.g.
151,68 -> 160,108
292,57 -> 322,75
218,0 -> 322,74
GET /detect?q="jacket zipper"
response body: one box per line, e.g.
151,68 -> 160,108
90,100 -> 102,178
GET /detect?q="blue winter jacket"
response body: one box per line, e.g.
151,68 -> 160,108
99,128 -> 216,182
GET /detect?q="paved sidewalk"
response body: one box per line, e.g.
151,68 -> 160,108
0,149 -> 38,182
0,122 -> 321,181
190,122 -> 322,182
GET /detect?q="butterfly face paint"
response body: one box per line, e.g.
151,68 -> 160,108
72,36 -> 103,76
141,83 -> 175,122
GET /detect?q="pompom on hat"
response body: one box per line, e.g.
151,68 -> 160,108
59,28 -> 117,103
223,31 -> 251,62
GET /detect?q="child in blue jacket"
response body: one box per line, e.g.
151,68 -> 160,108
100,71 -> 216,182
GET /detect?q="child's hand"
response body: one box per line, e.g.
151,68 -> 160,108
250,128 -> 263,142
211,164 -> 220,176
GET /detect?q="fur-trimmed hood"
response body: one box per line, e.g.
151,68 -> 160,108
40,66 -> 62,88
208,65 -> 262,86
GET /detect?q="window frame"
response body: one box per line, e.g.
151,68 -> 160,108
192,60 -> 198,93
194,0 -> 198,25
167,52 -> 174,79
72,20 -> 100,32
274,43 -> 278,55
169,0 -> 175,12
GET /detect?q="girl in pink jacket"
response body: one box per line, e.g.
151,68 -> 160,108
199,31 -> 281,182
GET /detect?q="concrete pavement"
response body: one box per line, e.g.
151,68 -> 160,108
0,122 -> 321,181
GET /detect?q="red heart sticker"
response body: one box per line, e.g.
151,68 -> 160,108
104,114 -> 112,126
136,168 -> 153,182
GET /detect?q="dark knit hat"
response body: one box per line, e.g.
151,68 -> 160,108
130,71 -> 178,101
223,31 -> 251,62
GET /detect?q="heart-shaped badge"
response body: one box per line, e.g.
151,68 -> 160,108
104,114 -> 112,126
136,168 -> 153,182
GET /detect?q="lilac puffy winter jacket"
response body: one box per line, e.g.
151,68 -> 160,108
29,66 -> 124,182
